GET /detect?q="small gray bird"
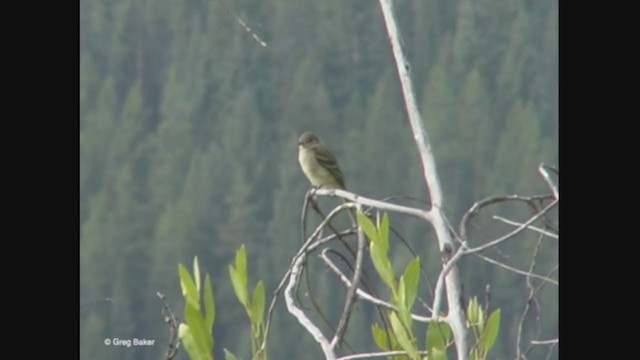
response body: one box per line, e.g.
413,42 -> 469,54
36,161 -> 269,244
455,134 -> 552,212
297,132 -> 346,190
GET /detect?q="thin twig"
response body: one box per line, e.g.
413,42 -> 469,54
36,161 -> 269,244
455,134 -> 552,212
493,215 -> 558,239
459,194 -> 554,243
538,164 -> 559,199
433,199 -> 558,319
475,253 -> 558,285
303,189 -> 360,271
483,284 -> 491,319
531,338 -> 559,345
301,191 -> 375,351
157,292 -> 180,360
320,248 -> 432,323
545,342 -> 557,360
389,224 -> 436,301
257,203 -> 356,359
331,209 -> 366,349
336,350 -> 430,360
220,0 -> 267,47
516,235 -> 558,359
465,199 -> 559,254
256,227 -> 352,359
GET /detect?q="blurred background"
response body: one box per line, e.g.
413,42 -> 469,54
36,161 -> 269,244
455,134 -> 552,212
80,0 -> 558,359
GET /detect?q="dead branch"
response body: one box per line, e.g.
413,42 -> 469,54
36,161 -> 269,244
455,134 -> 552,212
493,215 -> 559,239
330,211 -> 366,349
157,292 -> 180,360
319,248 -> 432,323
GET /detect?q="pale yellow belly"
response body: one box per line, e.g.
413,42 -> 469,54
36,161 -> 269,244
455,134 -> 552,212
298,147 -> 341,188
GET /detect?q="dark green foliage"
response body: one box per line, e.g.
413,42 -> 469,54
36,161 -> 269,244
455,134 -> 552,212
80,0 -> 557,359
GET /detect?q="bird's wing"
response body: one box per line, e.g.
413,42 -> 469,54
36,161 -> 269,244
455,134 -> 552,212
313,145 -> 346,189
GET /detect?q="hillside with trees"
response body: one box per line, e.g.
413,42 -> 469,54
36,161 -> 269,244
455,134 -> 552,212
80,0 -> 558,359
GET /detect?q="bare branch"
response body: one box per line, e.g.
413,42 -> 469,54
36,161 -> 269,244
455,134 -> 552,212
483,285 -> 491,319
336,350 -> 429,360
285,241 -> 335,359
331,211 -> 366,349
320,249 -> 432,323
312,189 -> 437,304
459,194 -> 553,243
544,343 -> 558,360
538,164 -> 559,199
475,253 -> 558,285
431,247 -> 465,319
434,199 -> 558,318
259,202 -> 357,359
493,215 -> 558,239
376,2 -> 470,355
516,236 -> 558,359
313,188 -> 429,221
157,292 -> 180,360
257,228 -> 352,359
531,339 -> 559,345
465,199 -> 559,255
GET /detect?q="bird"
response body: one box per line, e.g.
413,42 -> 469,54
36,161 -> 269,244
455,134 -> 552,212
298,131 -> 358,228
297,132 -> 346,190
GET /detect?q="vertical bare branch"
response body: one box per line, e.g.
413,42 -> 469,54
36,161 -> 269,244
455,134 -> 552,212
157,292 -> 180,360
515,235 -> 558,360
376,1 -> 470,357
330,214 -> 366,349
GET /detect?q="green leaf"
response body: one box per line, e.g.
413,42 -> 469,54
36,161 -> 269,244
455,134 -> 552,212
179,263 -> 200,311
402,257 -> 420,310
370,242 -> 396,292
229,265 -> 248,307
378,213 -> 390,254
399,307 -> 412,334
371,324 -> 389,350
204,274 -> 215,333
223,349 -> 240,360
431,347 -> 448,360
389,312 -> 419,359
252,280 -> 266,327
426,321 -> 452,352
235,245 -> 247,279
479,308 -> 501,352
397,277 -> 412,329
179,323 -> 212,360
178,324 -> 199,360
469,348 -> 479,360
235,245 -> 248,293
467,296 -> 479,326
185,301 -> 213,356
358,212 -> 379,244
398,276 -> 406,309
193,256 -> 201,293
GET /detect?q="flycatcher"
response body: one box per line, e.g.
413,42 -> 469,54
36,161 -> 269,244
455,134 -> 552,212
298,132 -> 346,190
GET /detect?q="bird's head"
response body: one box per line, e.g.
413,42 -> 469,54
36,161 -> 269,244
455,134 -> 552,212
298,132 -> 322,148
